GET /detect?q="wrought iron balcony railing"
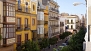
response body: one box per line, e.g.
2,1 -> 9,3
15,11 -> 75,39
44,21 -> 48,25
55,24 -> 59,27
24,24 -> 30,30
16,4 -> 30,13
16,25 -> 23,31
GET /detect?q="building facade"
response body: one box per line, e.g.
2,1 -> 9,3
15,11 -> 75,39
31,0 -> 37,41
43,0 -> 49,38
59,14 -> 66,34
0,0 -> 16,51
60,13 -> 79,33
83,0 -> 91,51
15,0 -> 37,50
0,0 -> 3,47
37,0 -> 45,39
48,0 -> 60,38
65,15 -> 78,33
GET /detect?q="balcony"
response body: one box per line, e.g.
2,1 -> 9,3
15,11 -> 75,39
44,32 -> 48,37
55,24 -> 59,27
24,24 -> 30,30
44,21 -> 48,25
37,5 -> 45,10
49,8 -> 59,13
16,4 -> 30,13
49,17 -> 59,20
60,22 -> 64,26
71,22 -> 74,24
3,38 -> 15,46
16,25 -> 23,31
55,17 -> 59,20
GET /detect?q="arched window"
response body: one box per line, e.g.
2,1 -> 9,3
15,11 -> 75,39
33,4 -> 35,11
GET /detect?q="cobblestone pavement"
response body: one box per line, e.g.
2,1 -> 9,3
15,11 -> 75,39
41,39 -> 66,51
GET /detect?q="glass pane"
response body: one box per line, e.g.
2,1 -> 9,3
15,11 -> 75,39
7,28 -> 8,32
7,11 -> 8,16
3,28 -> 6,38
7,6 -> 8,10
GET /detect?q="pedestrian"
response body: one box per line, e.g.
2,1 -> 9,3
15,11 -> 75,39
48,45 -> 50,49
56,44 -> 57,46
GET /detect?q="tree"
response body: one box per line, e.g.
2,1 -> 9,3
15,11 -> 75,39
39,38 -> 49,49
59,32 -> 72,39
61,46 -> 70,51
60,26 -> 86,51
20,40 -> 40,51
49,37 -> 58,45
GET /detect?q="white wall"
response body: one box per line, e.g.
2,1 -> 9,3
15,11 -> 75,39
59,17 -> 66,32
66,18 -> 76,29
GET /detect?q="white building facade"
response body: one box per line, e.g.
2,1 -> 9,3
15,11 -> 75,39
37,0 -> 45,38
0,0 -> 3,46
65,16 -> 77,33
59,16 -> 66,33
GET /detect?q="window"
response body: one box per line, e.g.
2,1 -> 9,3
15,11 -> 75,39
71,20 -> 73,24
3,25 -> 15,38
18,0 -> 21,10
38,27 -> 44,34
3,3 -> 15,16
17,18 -> 21,26
25,34 -> 28,41
67,25 -> 69,29
17,35 -> 21,43
67,20 -> 69,24
33,4 -> 35,11
25,18 -> 28,27
32,18 -> 35,25
71,25 -> 73,29
25,7 -> 28,12
25,2 -> 28,12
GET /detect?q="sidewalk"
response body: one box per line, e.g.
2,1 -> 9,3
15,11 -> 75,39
41,39 -> 66,51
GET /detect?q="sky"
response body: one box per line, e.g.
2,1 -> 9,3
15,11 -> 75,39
54,0 -> 86,18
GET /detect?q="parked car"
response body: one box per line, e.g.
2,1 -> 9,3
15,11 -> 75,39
57,46 -> 64,51
61,43 -> 67,46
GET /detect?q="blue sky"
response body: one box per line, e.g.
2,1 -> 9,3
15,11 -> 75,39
54,0 -> 86,18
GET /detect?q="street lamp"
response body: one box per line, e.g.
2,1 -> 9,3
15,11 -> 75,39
73,2 -> 85,6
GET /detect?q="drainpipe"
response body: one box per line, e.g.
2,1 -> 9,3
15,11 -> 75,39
88,25 -> 90,42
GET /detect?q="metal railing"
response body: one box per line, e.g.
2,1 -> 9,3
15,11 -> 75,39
16,25 -> 23,31
16,4 -> 31,13
24,24 -> 30,30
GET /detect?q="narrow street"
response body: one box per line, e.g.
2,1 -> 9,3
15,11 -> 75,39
41,39 -> 66,51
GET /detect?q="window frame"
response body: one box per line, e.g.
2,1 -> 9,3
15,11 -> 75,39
3,24 -> 15,38
32,18 -> 35,25
25,34 -> 28,41
25,18 -> 28,27
3,2 -> 15,17
33,4 -> 35,11
17,18 -> 21,26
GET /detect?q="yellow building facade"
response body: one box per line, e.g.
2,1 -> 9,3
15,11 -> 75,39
30,0 -> 37,41
44,5 -> 48,38
14,0 -> 37,50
